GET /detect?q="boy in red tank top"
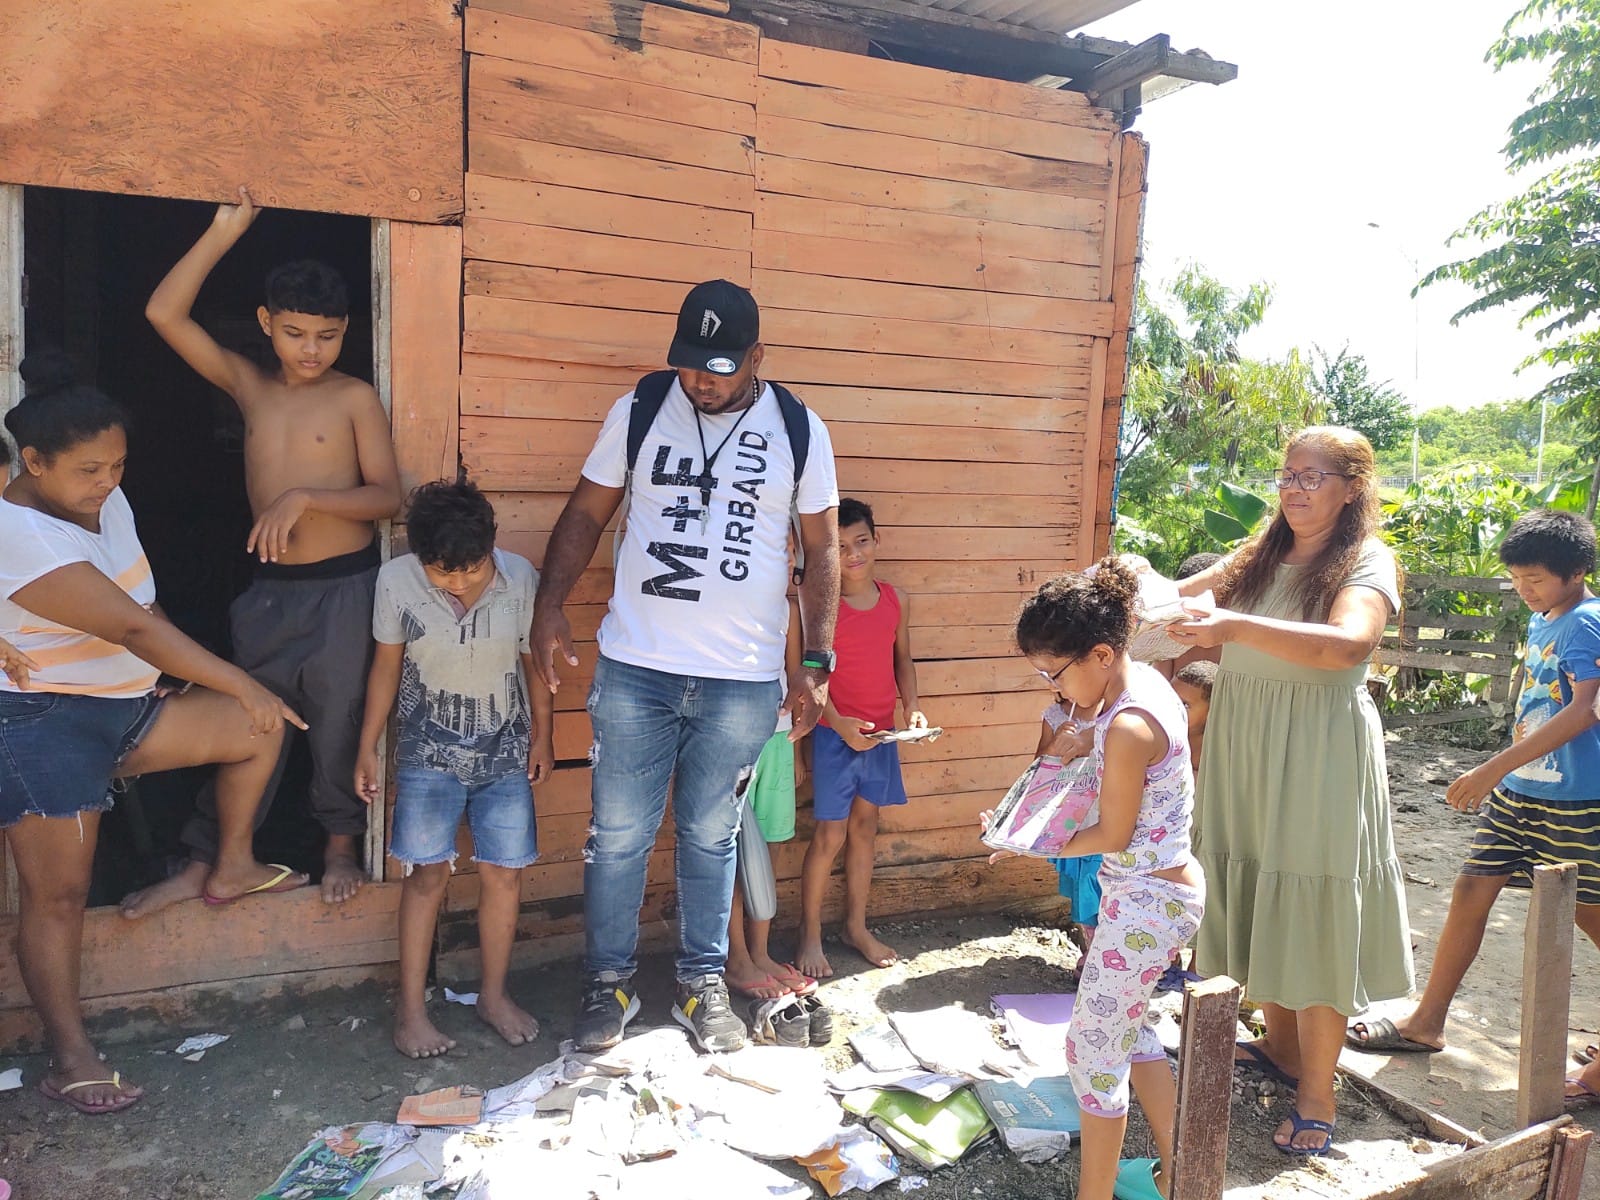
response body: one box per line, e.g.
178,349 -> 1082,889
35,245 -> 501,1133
794,499 -> 927,977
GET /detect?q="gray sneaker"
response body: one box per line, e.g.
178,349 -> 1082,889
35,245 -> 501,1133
575,971 -> 641,1052
672,974 -> 747,1053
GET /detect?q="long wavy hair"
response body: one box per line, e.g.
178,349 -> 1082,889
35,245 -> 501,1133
1215,426 -> 1382,622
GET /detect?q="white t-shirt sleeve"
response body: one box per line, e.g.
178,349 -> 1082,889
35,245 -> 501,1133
579,393 -> 636,490
797,411 -> 841,514
0,509 -> 90,602
372,562 -> 407,644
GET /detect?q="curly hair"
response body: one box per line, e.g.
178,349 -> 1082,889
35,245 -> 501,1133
1015,556 -> 1140,660
405,481 -> 497,571
1214,426 -> 1381,622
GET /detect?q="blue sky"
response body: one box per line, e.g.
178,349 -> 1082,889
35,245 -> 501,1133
1083,0 -> 1555,411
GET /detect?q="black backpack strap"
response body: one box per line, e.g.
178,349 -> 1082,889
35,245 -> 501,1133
625,370 -> 678,476
770,383 -> 813,584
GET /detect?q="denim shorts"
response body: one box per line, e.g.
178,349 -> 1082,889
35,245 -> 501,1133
0,690 -> 164,828
390,766 -> 539,870
811,723 -> 908,821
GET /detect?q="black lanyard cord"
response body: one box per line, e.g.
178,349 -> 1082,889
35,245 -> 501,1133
692,377 -> 760,504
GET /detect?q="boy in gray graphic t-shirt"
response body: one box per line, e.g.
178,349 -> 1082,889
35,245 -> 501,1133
356,481 -> 554,1060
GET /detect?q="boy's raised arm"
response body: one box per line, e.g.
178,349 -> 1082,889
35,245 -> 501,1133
146,186 -> 261,401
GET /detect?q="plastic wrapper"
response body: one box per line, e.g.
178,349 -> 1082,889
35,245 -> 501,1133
981,756 -> 1099,858
1124,571 -> 1214,663
797,1126 -> 900,1196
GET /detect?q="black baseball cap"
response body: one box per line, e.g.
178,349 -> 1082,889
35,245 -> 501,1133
667,280 -> 760,377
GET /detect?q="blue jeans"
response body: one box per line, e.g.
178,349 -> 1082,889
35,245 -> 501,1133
584,655 -> 781,981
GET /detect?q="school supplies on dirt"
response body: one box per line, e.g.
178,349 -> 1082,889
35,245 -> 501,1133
981,756 -> 1099,858
972,1076 -> 1081,1162
255,1124 -> 398,1200
887,1007 -> 1027,1081
842,1086 -> 994,1170
396,1085 -> 483,1127
850,1022 -> 921,1072
796,1126 -> 901,1196
991,993 -> 1168,1077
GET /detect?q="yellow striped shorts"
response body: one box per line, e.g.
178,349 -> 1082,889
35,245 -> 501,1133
1462,786 -> 1600,906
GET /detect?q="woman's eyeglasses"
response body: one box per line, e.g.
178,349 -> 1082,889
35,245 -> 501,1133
1274,468 -> 1352,492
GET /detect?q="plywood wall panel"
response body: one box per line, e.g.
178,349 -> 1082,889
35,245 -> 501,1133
0,0 -> 462,220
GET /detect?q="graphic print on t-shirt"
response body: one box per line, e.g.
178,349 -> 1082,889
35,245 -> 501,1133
641,428 -> 775,603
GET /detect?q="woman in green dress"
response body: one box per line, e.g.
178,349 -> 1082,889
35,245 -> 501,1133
1169,425 -> 1413,1156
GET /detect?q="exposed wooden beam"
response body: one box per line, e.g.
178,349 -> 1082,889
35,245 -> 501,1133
1075,33 -> 1169,102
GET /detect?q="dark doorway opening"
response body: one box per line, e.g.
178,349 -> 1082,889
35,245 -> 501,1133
22,188 -> 374,906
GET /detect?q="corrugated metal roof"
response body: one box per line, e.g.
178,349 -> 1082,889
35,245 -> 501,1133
907,0 -> 1142,36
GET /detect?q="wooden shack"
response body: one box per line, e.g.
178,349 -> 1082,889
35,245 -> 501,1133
0,0 -> 1231,1045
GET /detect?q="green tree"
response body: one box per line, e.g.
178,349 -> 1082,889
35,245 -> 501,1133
1310,345 -> 1413,450
1420,0 -> 1600,504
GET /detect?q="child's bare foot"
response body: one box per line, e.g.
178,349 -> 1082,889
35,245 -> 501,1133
475,993 -> 539,1047
794,936 -> 833,979
322,837 -> 366,904
394,1010 -> 457,1059
726,962 -> 789,1000
119,860 -> 208,919
754,952 -> 815,994
842,926 -> 899,968
40,1051 -> 144,1113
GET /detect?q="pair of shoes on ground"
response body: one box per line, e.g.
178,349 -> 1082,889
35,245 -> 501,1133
742,991 -> 834,1048
574,972 -> 752,1054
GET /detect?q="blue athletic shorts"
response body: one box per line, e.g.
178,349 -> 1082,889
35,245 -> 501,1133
811,723 -> 908,822
390,766 -> 539,870
0,690 -> 163,828
1461,784 -> 1600,907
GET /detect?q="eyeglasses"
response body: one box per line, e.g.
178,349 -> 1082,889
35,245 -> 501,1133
1274,468 -> 1352,492
1036,662 -> 1075,686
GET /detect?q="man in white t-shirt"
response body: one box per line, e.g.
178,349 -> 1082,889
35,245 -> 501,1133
531,280 -> 841,1053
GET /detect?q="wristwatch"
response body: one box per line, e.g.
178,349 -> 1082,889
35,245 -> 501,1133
801,649 -> 836,673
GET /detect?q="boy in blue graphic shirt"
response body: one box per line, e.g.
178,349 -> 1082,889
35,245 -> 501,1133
1347,510 -> 1600,1093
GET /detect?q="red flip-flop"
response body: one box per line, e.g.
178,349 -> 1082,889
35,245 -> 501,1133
202,863 -> 306,906
39,1070 -> 142,1115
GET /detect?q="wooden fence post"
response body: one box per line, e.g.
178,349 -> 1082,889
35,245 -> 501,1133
1518,862 -> 1577,1128
1170,975 -> 1242,1200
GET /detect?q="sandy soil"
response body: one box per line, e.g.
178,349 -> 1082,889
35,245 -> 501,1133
1,731 -> 1591,1198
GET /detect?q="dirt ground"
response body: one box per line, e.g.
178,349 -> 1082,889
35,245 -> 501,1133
1,732 -> 1594,1199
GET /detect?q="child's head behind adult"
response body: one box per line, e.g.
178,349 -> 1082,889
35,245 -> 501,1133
257,260 -> 350,383
406,480 -> 497,577
1500,509 -> 1596,614
7,351 -> 131,519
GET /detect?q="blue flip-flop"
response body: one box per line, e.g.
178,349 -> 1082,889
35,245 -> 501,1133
1113,1157 -> 1163,1200
1275,1108 -> 1336,1157
1234,1040 -> 1299,1089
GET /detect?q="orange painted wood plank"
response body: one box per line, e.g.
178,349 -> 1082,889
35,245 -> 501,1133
757,38 -> 1110,127
763,307 -> 1091,367
471,53 -> 754,138
470,132 -> 754,213
0,0 -> 463,221
463,377 -> 631,422
753,228 -> 1098,300
755,192 -> 1101,268
465,261 -> 691,314
471,88 -> 753,176
474,0 -> 758,64
754,272 -> 1114,338
761,345 -> 1090,398
466,219 -> 749,286
756,114 -> 1112,199
389,222 -> 462,492
465,9 -> 755,104
757,153 -> 1104,232
756,75 -> 1112,165
466,296 -> 677,353
462,353 -> 643,388
468,174 -> 750,253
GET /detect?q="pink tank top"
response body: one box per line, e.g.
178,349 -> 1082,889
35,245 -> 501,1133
824,581 -> 901,731
1092,663 -> 1195,880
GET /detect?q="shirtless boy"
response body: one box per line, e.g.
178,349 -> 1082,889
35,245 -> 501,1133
125,186 -> 401,914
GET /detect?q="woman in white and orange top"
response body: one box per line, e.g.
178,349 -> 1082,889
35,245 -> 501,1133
0,354 -> 304,1117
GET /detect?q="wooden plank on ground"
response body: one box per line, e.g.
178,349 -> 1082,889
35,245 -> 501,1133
757,114 -> 1112,198
757,38 -> 1110,126
1519,862 -> 1577,1127
465,9 -> 756,104
754,228 -> 1098,300
1545,1125 -> 1592,1200
465,219 -> 750,286
473,0 -> 760,63
1171,975 -> 1242,1200
389,222 -> 462,491
0,0 -> 463,221
1357,1116 -> 1569,1200
755,75 -> 1111,164
470,133 -> 755,213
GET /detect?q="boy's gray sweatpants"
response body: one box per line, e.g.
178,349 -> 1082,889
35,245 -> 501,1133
181,543 -> 379,864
